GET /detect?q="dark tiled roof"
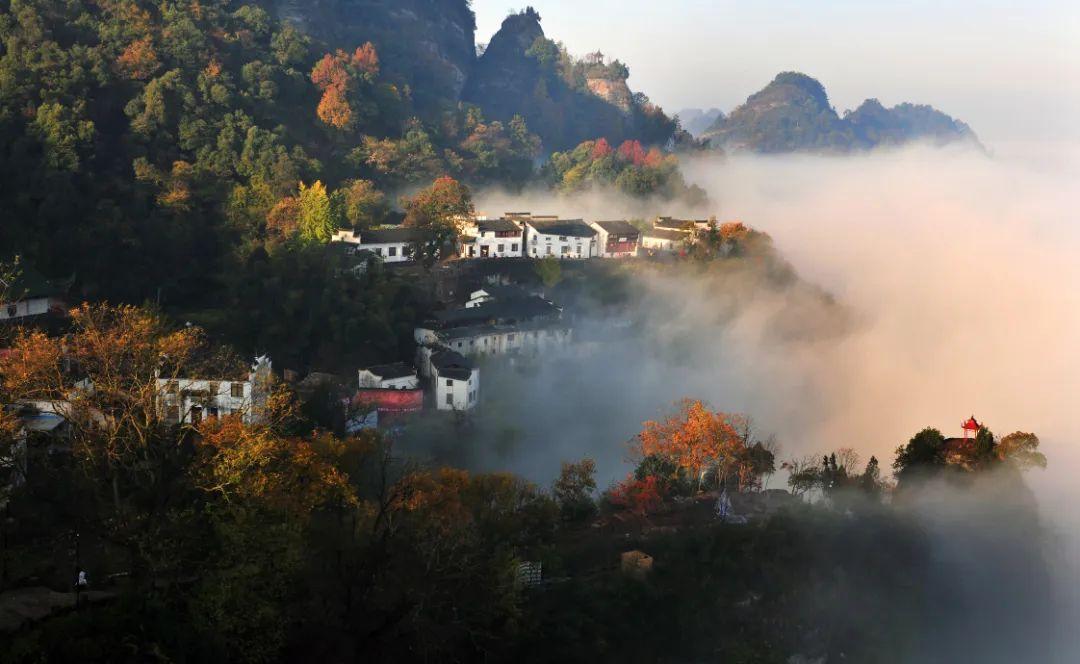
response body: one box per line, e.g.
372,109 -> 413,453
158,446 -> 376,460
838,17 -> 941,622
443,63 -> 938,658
477,218 -> 522,233
362,228 -> 423,244
527,219 -> 596,238
2,264 -> 64,300
643,228 -> 688,241
434,297 -> 560,327
471,283 -> 535,300
362,362 -> 415,380
431,349 -> 473,381
595,220 -> 641,236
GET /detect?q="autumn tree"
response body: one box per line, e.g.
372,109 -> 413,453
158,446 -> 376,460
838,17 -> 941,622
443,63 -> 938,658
636,399 -> 745,490
402,176 -> 474,266
996,432 -> 1047,470
116,36 -> 161,80
310,43 -> 380,130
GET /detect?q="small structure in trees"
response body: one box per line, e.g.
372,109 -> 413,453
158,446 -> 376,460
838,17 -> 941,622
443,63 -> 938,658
620,550 -> 654,579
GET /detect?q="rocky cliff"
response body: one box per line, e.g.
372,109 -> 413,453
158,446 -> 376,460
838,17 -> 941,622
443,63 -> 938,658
463,8 -> 676,152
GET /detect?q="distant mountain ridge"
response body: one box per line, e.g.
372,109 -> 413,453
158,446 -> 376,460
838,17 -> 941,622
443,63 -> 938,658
675,108 -> 725,137
702,72 -> 979,152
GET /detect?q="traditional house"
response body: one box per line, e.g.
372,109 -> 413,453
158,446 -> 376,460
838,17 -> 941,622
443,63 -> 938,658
589,220 -> 642,257
156,356 -> 273,425
460,217 -> 524,259
523,219 -> 599,259
415,292 -> 570,362
654,216 -> 711,232
0,266 -> 66,324
330,228 -> 422,263
358,362 -> 419,390
416,348 -> 478,411
642,228 -> 690,252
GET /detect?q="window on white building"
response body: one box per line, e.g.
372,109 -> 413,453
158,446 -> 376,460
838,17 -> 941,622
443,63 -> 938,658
497,244 -> 504,252
559,236 -> 567,241
511,243 -> 518,251
446,394 -> 453,406
374,247 -> 383,256
388,246 -> 397,257
561,246 -> 569,254
445,379 -> 453,387
230,382 -> 244,398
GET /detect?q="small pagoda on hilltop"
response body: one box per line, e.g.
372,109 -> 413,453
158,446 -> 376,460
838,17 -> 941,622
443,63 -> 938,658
943,415 -> 983,465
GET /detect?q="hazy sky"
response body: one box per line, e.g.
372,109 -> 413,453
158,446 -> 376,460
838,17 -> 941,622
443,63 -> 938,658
472,0 -> 1080,146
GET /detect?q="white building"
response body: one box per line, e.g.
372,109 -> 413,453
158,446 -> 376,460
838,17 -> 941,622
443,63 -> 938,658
523,219 -> 599,259
642,228 -> 689,252
0,267 -> 65,322
330,227 -> 421,263
434,322 -> 572,357
358,362 -> 419,390
460,218 -> 524,259
654,216 -> 712,232
589,220 -> 642,258
416,348 -> 478,411
156,356 -> 273,425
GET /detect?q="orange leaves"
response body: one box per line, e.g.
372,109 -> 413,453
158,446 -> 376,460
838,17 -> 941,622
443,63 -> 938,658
311,42 -> 379,129
116,37 -> 160,81
195,418 -> 355,517
637,399 -> 741,480
719,221 -> 749,240
351,42 -> 380,78
266,196 -> 301,238
316,87 -> 352,129
0,330 -> 64,401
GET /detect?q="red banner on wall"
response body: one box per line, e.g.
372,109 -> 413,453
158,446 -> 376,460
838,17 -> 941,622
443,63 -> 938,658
353,388 -> 424,413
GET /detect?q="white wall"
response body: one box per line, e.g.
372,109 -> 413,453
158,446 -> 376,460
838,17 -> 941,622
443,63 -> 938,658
526,230 -> 598,259
589,223 -> 641,258
433,367 -> 479,411
156,378 -> 255,423
442,327 -> 572,357
363,242 -> 411,263
642,235 -> 682,252
0,297 -> 53,320
358,369 -> 419,390
461,226 -> 524,259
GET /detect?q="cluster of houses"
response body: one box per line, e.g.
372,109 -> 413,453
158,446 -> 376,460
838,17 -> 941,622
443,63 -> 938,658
351,282 -> 568,424
2,213 -> 727,437
331,213 -> 720,266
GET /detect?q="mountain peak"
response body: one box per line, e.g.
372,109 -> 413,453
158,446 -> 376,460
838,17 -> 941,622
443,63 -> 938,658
705,73 -> 979,153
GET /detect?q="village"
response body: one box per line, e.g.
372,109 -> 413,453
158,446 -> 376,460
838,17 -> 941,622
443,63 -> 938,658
332,212 -> 741,429
0,210 -> 753,465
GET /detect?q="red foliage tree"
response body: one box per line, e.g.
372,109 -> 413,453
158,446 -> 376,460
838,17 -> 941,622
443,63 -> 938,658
617,140 -> 647,166
590,137 -> 613,160
609,475 -> 662,516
